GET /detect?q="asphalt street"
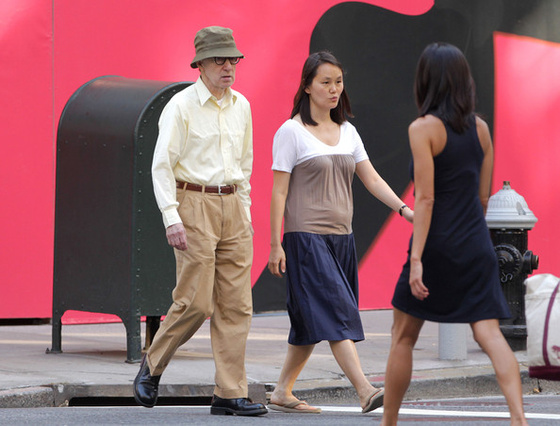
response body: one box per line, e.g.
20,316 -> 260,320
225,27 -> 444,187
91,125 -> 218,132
0,395 -> 559,425
2,309 -> 560,425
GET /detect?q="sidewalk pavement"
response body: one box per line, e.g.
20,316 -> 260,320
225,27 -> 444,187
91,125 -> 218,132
1,309 -> 559,408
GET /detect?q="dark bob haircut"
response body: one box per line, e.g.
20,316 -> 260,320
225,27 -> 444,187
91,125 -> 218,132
414,42 -> 476,133
291,51 -> 353,126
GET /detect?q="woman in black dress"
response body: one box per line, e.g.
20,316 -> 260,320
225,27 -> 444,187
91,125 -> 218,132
382,43 -> 527,425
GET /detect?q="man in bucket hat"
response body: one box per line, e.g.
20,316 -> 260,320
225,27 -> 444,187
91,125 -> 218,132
133,26 -> 266,416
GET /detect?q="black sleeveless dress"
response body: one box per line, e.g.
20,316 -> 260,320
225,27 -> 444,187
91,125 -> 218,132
392,116 -> 510,323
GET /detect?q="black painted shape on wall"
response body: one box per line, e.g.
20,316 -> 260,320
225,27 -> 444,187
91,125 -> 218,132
253,0 -> 560,313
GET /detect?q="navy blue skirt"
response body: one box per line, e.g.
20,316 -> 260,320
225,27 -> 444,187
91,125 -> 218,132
283,232 -> 364,345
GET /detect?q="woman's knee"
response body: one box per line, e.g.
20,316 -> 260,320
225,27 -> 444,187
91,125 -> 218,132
391,310 -> 423,347
471,319 -> 505,350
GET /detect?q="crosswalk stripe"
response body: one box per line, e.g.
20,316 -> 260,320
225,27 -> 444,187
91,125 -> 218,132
316,405 -> 560,420
146,404 -> 560,420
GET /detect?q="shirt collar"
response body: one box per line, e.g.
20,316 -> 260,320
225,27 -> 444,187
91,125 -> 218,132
194,77 -> 237,107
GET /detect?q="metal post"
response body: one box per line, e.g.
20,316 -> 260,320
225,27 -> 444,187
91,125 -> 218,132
438,323 -> 467,360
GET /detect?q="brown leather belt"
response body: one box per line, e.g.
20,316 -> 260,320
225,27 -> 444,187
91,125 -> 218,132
176,181 -> 237,194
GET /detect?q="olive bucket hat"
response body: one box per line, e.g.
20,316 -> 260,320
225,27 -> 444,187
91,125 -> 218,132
190,26 -> 244,68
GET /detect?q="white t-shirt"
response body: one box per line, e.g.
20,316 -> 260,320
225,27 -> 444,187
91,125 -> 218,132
271,119 -> 370,234
272,119 -> 368,172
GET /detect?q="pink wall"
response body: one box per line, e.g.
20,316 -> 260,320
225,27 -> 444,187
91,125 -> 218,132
0,0 -> 53,317
0,0 -> 431,320
493,32 -> 560,276
2,0 -> 558,321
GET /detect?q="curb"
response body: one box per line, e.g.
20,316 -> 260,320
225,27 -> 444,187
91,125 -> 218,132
0,387 -> 55,408
0,383 -> 266,409
270,371 -> 560,405
2,373 -> 559,409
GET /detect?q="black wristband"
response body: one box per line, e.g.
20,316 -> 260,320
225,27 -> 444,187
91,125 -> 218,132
399,204 -> 408,216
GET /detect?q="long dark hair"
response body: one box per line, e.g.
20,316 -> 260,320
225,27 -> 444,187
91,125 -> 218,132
414,42 -> 475,133
291,51 -> 353,125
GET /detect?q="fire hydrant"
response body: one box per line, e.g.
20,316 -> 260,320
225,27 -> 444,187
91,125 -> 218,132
485,181 -> 539,351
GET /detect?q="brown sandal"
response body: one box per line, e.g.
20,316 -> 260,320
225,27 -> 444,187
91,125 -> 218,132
268,400 -> 321,414
362,388 -> 384,413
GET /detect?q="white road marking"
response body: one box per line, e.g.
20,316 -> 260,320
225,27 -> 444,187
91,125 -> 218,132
127,404 -> 560,420
315,405 -> 560,420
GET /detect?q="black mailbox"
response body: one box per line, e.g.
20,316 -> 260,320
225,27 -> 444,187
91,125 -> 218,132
50,76 -> 191,362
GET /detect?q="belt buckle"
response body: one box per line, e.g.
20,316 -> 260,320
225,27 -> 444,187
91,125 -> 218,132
217,185 -> 225,195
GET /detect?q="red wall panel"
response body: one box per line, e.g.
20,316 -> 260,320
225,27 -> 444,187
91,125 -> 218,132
0,0 -> 53,317
52,0 -> 433,300
6,1 -> 559,322
493,32 -> 560,275
0,0 -> 432,320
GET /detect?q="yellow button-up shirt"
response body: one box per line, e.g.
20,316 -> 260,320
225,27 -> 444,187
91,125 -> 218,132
152,77 -> 253,228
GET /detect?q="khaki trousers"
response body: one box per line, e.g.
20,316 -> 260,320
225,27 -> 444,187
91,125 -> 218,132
147,188 -> 253,399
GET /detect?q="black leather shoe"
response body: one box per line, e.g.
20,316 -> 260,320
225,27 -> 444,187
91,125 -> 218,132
133,354 -> 161,408
210,395 -> 268,416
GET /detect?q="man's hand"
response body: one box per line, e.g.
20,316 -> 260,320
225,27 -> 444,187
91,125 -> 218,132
166,223 -> 187,251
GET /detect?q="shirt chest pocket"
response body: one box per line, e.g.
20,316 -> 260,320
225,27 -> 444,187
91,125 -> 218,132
187,116 -> 246,160
226,129 -> 246,159
220,114 -> 246,159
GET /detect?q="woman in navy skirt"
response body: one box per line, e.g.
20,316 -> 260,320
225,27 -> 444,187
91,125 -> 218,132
382,43 -> 527,425
267,51 -> 413,414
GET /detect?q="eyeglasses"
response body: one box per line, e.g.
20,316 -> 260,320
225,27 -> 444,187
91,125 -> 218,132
213,57 -> 241,65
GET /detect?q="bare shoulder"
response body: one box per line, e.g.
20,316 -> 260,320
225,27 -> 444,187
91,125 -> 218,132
409,114 -> 445,136
475,116 -> 490,134
475,116 -> 492,151
409,115 -> 446,154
